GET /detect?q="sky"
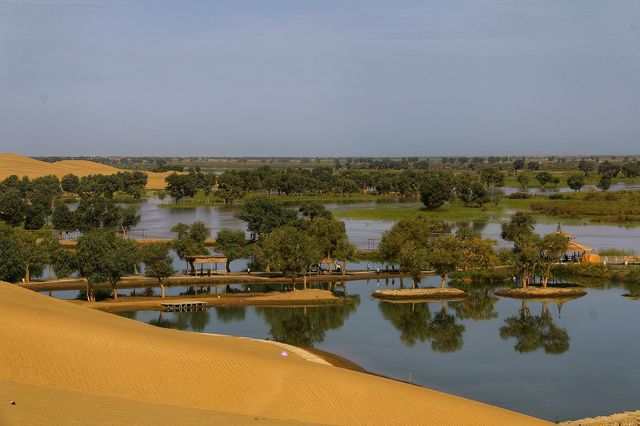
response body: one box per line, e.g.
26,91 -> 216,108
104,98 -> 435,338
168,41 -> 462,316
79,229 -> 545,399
1,0 -> 639,157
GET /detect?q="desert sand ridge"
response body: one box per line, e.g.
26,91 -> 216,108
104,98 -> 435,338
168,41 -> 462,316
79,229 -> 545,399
0,282 -> 549,425
0,153 -> 170,189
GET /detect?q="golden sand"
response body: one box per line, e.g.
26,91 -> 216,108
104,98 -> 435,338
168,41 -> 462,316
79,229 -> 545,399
0,282 -> 550,425
0,153 -> 172,189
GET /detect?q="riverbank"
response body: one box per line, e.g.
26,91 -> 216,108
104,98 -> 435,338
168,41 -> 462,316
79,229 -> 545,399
0,282 -> 548,425
20,270 -> 418,292
74,289 -> 348,312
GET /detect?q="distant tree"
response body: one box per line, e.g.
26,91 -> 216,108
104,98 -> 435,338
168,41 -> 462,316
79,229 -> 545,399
141,243 -> 175,298
398,241 -> 430,288
52,202 -> 76,232
512,158 -> 526,171
479,167 -> 505,188
43,237 -> 76,279
578,160 -> 594,176
0,188 -> 26,226
74,197 -> 122,232
76,230 -> 139,302
459,237 -> 497,271
216,172 -> 243,205
13,228 -> 46,283
0,224 -> 26,283
527,161 -> 541,171
237,198 -> 297,241
307,218 -> 355,273
61,173 -> 80,193
566,175 -> 585,192
165,172 -> 198,202
378,216 -> 450,265
501,212 -> 535,244
298,202 -> 332,221
259,225 -> 321,289
516,173 -> 530,189
171,221 -> 210,273
119,206 -> 141,237
539,233 -> 569,288
597,173 -> 612,191
420,173 -> 454,210
426,235 -> 463,288
214,229 -> 250,272
535,171 -> 554,187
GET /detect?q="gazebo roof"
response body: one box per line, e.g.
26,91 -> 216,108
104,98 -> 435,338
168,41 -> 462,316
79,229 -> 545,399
185,255 -> 228,263
566,241 -> 593,252
555,224 -> 574,240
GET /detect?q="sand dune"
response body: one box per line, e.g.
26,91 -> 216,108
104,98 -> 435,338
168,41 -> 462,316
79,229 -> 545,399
0,282 -> 549,425
0,153 -> 171,190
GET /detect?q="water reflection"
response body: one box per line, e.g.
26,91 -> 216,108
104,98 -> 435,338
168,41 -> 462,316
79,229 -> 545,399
255,296 -> 360,347
379,301 -> 465,353
215,306 -> 246,323
448,288 -> 499,321
149,310 -> 211,332
499,302 -> 570,355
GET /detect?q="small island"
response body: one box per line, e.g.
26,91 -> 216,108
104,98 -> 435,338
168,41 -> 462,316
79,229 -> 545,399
372,287 -> 468,300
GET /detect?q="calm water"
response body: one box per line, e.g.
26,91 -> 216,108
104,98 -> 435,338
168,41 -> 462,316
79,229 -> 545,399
118,276 -> 640,422
131,198 -> 640,254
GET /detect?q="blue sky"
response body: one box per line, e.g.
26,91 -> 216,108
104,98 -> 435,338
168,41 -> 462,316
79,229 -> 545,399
1,0 -> 639,156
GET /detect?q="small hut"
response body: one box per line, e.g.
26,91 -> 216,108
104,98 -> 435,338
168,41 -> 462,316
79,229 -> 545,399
555,224 -> 593,262
184,255 -> 228,276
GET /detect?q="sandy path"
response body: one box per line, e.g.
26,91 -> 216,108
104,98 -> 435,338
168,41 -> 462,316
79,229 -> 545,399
0,282 -> 549,425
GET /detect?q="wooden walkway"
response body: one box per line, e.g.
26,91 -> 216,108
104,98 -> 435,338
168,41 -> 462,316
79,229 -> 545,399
160,301 -> 208,312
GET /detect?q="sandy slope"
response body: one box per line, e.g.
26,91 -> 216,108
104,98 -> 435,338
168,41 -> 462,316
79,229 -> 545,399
0,282 -> 550,425
0,153 -> 171,189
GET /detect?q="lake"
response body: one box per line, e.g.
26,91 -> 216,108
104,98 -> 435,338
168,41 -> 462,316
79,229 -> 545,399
118,276 -> 640,422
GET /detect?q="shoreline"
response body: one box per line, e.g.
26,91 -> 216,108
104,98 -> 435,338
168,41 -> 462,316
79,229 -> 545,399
21,270 -> 418,292
72,288 -> 350,312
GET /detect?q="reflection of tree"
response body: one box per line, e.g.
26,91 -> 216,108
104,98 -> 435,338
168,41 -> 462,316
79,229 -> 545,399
448,288 -> 499,321
215,306 -> 247,323
500,302 -> 570,354
256,296 -> 360,347
379,302 -> 432,346
378,302 -> 465,353
429,305 -> 465,353
148,311 -> 210,332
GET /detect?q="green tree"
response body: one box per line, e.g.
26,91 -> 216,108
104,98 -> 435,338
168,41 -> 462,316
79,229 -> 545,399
0,188 -> 26,226
0,224 -> 26,283
259,225 -> 321,289
214,229 -> 250,272
539,233 -> 569,288
52,202 -> 76,232
307,218 -> 355,273
171,222 -> 210,273
516,173 -> 530,189
420,173 -> 453,210
216,172 -> 243,205
299,202 -> 332,221
535,171 -> 554,187
427,235 -> 463,288
165,172 -> 198,202
76,230 -> 139,302
378,216 -> 450,265
13,228 -> 46,283
119,206 -> 141,237
74,197 -> 122,232
141,243 -> 175,298
500,212 -> 536,246
597,173 -> 612,191
566,175 -> 585,192
61,173 -> 80,193
237,198 -> 297,241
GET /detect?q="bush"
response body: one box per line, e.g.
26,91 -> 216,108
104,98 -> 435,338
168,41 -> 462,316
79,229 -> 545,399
508,192 -> 532,199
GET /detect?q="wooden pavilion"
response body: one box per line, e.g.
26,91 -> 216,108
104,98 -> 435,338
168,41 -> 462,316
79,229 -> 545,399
184,255 -> 228,276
